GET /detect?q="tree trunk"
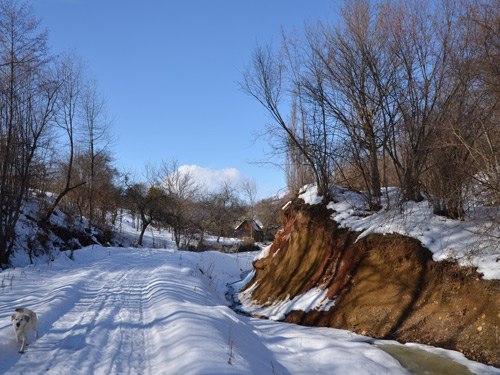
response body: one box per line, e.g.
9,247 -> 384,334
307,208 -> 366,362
138,215 -> 151,246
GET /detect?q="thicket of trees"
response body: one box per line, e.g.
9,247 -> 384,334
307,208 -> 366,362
243,0 -> 500,220
0,0 -> 118,266
122,161 -> 283,250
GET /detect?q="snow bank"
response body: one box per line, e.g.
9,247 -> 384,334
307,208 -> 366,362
239,284 -> 335,320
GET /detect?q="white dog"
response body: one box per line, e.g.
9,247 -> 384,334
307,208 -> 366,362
11,307 -> 39,353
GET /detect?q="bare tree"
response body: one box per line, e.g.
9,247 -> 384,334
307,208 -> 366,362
80,78 -> 111,230
241,44 -> 332,198
159,160 -> 200,248
303,0 -> 394,209
442,0 -> 500,218
242,2 -> 392,207
281,28 -> 317,194
209,181 -> 244,242
241,177 -> 257,219
40,53 -> 87,226
380,0 -> 465,204
0,0 -> 57,265
125,182 -> 165,246
463,0 -> 500,200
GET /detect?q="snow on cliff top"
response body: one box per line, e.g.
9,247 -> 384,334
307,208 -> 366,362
298,185 -> 500,280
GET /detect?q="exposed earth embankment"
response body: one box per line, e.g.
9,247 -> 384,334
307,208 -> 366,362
240,199 -> 500,367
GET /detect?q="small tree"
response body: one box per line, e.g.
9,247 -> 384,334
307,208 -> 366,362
254,195 -> 286,240
159,160 -> 200,248
80,79 -> 112,231
125,183 -> 165,246
208,182 -> 244,242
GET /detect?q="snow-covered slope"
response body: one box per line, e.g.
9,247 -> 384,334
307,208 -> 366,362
8,198 -> 112,268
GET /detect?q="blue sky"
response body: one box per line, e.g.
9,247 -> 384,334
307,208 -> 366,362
32,0 -> 335,198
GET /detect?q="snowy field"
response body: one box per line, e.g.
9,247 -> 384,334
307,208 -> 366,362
1,245 -> 499,375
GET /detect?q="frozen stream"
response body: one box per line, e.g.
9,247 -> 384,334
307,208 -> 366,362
375,343 -> 475,375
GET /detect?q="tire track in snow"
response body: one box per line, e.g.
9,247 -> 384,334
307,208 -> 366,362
92,265 -> 151,375
1,256 -> 156,375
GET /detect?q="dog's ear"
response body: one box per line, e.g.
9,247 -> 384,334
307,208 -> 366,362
24,315 -> 30,322
11,314 -> 16,321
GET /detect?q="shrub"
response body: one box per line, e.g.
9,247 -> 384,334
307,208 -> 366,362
237,242 -> 260,252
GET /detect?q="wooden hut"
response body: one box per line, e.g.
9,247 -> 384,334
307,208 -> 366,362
234,219 -> 264,242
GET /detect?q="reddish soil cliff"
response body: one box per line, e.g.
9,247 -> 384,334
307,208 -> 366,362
241,199 -> 500,367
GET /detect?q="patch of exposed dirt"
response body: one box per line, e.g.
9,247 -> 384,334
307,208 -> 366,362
241,199 -> 500,367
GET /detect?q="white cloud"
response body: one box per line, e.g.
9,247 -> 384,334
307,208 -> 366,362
177,165 -> 245,193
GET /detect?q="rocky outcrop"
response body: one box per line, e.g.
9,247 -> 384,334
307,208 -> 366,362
241,199 -> 500,367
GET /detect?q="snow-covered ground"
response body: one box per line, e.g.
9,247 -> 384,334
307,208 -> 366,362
0,245 -> 498,375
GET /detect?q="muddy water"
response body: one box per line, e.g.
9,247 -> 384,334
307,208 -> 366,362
376,344 -> 475,375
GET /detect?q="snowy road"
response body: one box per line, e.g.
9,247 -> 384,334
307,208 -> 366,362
0,247 -> 498,375
1,250 -> 154,374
